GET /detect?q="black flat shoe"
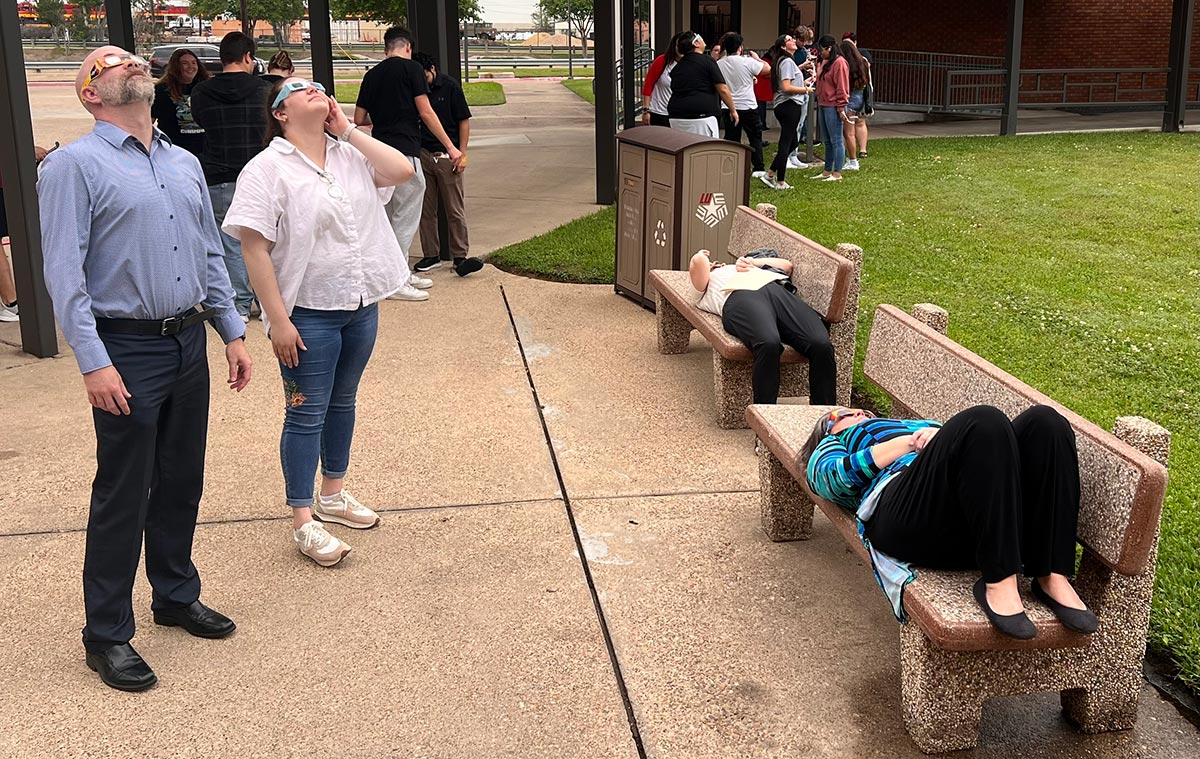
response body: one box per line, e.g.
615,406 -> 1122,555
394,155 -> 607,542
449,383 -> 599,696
973,578 -> 1036,640
153,600 -> 236,639
86,643 -> 157,692
454,257 -> 484,277
1032,578 -> 1098,634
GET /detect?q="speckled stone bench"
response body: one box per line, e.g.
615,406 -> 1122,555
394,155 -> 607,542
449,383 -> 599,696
746,303 -> 1171,754
648,204 -> 862,429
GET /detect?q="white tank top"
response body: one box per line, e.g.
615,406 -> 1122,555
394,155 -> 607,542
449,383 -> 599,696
649,61 -> 676,116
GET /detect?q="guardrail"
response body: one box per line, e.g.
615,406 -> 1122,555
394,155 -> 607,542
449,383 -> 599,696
25,58 -> 596,74
944,67 -> 1200,110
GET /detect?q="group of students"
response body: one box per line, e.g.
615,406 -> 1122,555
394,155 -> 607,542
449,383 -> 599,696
32,29 -> 482,692
642,27 -> 873,187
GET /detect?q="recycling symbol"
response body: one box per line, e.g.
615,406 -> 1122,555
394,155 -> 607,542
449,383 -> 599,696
653,219 -> 668,248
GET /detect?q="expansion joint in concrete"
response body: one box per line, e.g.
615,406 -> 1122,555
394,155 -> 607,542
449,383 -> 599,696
499,284 -> 649,759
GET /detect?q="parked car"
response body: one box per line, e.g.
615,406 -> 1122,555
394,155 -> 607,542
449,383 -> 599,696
149,43 -> 266,77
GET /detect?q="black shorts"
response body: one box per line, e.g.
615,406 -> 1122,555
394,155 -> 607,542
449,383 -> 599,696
0,188 -> 8,240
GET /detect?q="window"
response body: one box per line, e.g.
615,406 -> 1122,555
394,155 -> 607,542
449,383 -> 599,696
692,1 -> 736,48
782,1 -> 818,36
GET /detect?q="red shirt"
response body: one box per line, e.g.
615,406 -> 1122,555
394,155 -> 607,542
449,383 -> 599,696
753,69 -> 773,103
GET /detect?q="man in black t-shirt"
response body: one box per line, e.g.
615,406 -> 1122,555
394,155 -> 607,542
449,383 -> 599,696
413,52 -> 481,277
355,27 -> 462,283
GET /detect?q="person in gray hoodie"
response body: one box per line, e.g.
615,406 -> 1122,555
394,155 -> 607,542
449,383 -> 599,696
191,32 -> 272,322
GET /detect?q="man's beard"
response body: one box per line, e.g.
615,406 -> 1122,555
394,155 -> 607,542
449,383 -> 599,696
94,72 -> 154,107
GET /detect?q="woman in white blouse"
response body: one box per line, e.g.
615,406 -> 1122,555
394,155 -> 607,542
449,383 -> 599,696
224,77 -> 416,567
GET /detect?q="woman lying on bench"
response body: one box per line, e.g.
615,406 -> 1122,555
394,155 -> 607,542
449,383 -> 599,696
688,249 -> 836,406
799,404 -> 1098,639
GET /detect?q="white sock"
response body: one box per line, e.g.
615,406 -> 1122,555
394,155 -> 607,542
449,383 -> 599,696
318,490 -> 342,505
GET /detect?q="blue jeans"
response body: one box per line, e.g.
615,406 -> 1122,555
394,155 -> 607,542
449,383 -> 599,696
279,304 -> 379,507
208,182 -> 255,316
819,106 -> 847,173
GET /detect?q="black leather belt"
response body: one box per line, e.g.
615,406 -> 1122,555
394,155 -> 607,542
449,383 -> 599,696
95,307 -> 215,336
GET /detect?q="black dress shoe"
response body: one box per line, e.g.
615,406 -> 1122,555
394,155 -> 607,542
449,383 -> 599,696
86,643 -> 157,692
973,578 -> 1036,640
153,600 -> 236,639
1032,577 -> 1098,634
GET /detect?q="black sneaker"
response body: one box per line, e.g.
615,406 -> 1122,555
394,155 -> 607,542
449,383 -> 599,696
414,256 -> 443,272
454,257 -> 484,277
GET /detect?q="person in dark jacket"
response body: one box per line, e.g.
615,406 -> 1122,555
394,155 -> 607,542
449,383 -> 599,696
191,32 -> 272,322
151,48 -> 210,159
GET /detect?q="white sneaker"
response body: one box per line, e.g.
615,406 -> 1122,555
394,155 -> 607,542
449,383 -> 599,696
786,155 -> 809,169
758,173 -> 778,189
822,175 -> 843,182
388,284 -> 430,302
408,274 -> 433,290
313,489 -> 380,529
240,314 -> 250,324
844,159 -> 860,171
751,170 -> 767,179
809,173 -> 830,180
0,302 -> 18,322
774,181 -> 794,190
294,521 -> 352,567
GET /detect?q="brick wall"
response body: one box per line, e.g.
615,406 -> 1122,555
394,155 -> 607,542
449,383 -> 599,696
856,0 -> 1194,68
856,0 -> 1198,104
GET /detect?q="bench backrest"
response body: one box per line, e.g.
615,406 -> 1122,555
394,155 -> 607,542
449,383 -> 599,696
725,206 -> 854,323
862,305 -> 1167,576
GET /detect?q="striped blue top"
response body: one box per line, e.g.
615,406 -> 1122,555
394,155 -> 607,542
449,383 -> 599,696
39,121 -> 244,374
807,417 -> 943,620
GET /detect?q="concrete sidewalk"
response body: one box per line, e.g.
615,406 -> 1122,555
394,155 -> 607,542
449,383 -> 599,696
2,81 -> 1199,758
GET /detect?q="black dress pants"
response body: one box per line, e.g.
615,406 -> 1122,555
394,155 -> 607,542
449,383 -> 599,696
83,323 -> 210,652
724,108 -> 765,172
721,284 -> 836,406
865,405 -> 1081,583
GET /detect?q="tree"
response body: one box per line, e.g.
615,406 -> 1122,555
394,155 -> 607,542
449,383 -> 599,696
188,0 -> 306,40
70,7 -> 93,46
37,0 -> 67,42
536,0 -> 593,54
530,8 -> 554,33
327,1 -> 484,25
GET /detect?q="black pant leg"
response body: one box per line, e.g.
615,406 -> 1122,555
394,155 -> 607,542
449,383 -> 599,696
764,284 -> 836,405
650,113 -> 671,127
722,289 -> 784,404
770,101 -> 802,181
1011,405 -> 1081,577
82,333 -> 175,652
739,108 -> 764,171
724,113 -> 743,143
865,406 -> 1024,582
145,325 -> 210,611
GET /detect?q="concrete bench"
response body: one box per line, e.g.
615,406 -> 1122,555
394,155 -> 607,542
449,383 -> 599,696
746,303 -> 1170,753
648,204 -> 862,429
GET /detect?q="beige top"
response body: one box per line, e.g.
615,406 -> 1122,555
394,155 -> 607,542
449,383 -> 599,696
690,264 -> 738,316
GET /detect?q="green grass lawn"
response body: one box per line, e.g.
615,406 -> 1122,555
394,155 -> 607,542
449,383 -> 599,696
561,78 -> 596,105
334,80 -> 505,107
488,131 -> 1200,691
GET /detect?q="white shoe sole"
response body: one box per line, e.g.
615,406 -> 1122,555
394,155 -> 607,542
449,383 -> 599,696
302,543 -> 352,567
313,510 -> 381,530
414,262 -> 443,272
388,292 -> 430,302
410,280 -> 433,290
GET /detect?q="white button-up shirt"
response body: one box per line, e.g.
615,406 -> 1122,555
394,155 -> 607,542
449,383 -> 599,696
223,136 -> 411,334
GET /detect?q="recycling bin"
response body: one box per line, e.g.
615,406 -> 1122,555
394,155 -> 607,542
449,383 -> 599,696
613,125 -> 750,309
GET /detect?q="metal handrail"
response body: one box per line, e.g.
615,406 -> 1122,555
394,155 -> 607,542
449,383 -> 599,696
943,66 -> 1200,110
25,57 -> 596,74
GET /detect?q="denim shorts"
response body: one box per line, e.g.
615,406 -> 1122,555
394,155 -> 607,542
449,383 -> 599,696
848,90 -> 866,115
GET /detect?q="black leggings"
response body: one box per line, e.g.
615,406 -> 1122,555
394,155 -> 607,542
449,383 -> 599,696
865,405 -> 1081,582
770,99 -> 804,182
649,112 -> 671,127
721,284 -> 836,405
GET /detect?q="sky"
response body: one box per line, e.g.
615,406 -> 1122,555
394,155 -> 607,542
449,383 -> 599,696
481,1 -> 540,25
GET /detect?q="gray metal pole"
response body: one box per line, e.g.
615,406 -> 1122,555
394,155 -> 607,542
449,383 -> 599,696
308,0 -> 335,96
1001,0 -> 1025,136
0,2 -> 58,357
568,0 -> 574,79
1163,0 -> 1195,132
104,0 -> 135,50
595,0 -> 617,205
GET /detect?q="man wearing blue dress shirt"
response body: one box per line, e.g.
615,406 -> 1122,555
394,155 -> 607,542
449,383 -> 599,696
39,46 -> 254,692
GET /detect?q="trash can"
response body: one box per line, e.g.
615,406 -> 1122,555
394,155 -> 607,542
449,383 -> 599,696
614,126 -> 750,309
